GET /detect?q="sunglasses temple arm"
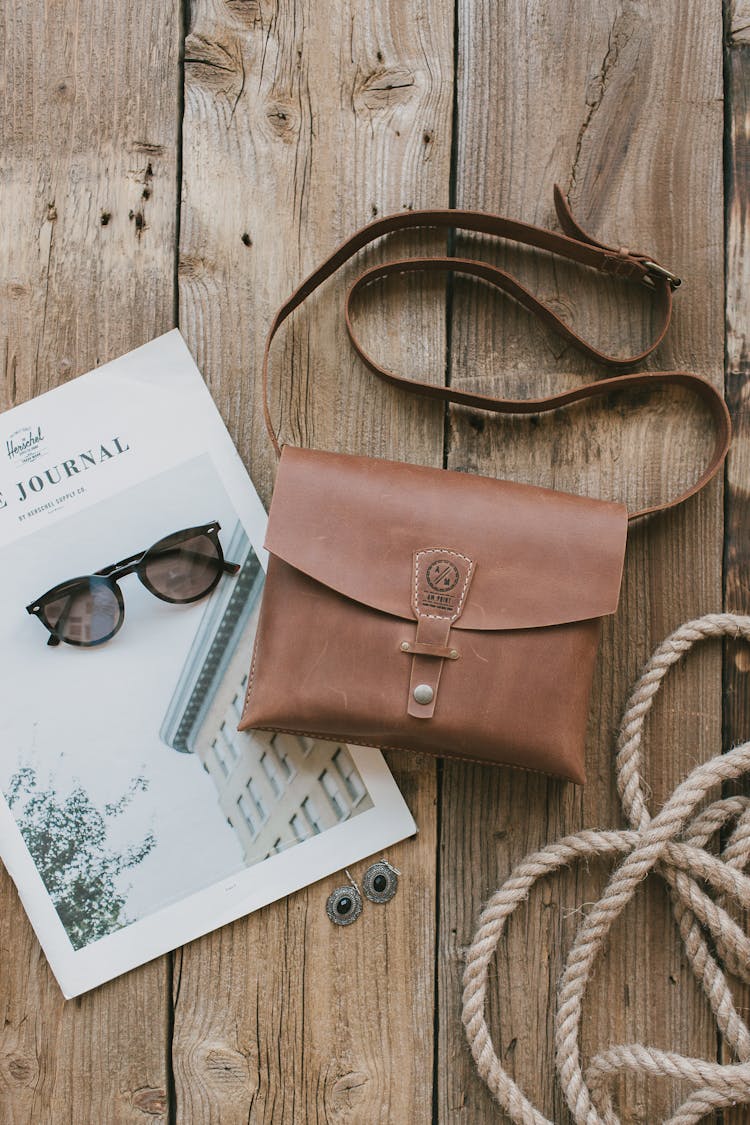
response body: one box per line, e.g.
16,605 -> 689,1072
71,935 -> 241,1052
151,545 -> 240,577
123,546 -> 240,577
143,547 -> 240,576
160,547 -> 240,576
48,592 -> 76,646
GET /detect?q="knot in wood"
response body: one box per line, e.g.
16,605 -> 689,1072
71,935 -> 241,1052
264,102 -> 299,141
354,67 -> 418,114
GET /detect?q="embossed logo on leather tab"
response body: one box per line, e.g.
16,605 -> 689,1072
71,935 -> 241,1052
426,559 -> 460,593
412,548 -> 475,621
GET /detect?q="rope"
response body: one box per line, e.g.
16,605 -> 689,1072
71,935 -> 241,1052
462,613 -> 750,1124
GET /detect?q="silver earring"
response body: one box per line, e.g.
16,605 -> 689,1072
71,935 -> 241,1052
362,859 -> 400,903
326,869 -> 363,926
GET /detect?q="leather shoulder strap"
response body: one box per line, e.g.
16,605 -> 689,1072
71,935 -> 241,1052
261,185 -> 730,521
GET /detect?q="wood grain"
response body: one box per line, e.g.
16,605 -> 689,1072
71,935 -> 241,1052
439,2 -> 725,1121
0,0 -> 180,1120
723,33 -> 750,1125
176,1 -> 453,1120
729,0 -> 750,44
0,1 -> 738,1121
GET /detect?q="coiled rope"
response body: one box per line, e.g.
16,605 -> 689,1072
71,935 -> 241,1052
462,613 -> 750,1124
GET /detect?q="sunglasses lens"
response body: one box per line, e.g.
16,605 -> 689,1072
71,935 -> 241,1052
143,531 -> 222,602
42,579 -> 122,646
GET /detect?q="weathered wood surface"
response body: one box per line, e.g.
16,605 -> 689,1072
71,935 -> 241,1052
175,1 -> 451,1122
0,0 -> 180,1120
0,0 -> 742,1122
440,2 -> 725,1122
724,25 -> 750,1125
730,0 -> 750,44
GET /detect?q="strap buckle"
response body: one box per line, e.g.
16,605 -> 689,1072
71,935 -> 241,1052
642,259 -> 682,291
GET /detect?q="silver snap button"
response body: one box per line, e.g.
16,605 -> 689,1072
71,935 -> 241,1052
413,683 -> 434,705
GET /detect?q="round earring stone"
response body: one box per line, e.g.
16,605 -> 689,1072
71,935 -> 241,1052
362,860 -> 399,904
326,883 -> 362,926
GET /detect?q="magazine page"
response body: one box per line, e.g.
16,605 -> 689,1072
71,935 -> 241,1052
0,330 -> 416,997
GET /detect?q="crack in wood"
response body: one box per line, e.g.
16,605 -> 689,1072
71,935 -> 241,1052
33,202 -> 56,385
568,10 -> 631,194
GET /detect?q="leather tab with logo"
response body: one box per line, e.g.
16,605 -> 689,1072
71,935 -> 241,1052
406,549 -> 475,719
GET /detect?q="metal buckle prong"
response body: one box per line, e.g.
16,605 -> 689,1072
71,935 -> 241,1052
642,259 -> 682,290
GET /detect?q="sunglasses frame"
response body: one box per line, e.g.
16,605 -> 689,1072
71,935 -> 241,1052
26,522 -> 240,648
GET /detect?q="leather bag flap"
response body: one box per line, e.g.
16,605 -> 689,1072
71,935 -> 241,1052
265,447 -> 628,632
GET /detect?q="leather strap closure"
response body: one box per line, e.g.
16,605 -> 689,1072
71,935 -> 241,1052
407,548 -> 475,720
400,639 -> 460,660
407,616 -> 453,720
261,185 -> 731,522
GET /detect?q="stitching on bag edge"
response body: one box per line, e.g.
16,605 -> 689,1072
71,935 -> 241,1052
413,548 -> 475,622
242,724 -> 582,784
239,636 -> 259,725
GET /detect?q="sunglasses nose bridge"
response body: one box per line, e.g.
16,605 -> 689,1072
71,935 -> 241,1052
98,550 -> 146,579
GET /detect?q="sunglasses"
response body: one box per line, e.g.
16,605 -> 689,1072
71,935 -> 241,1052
26,522 -> 240,648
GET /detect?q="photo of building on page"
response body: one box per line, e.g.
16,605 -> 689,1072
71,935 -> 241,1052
2,455 -> 373,950
0,331 -> 415,997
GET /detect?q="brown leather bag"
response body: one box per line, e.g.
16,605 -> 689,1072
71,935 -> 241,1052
238,189 -> 731,783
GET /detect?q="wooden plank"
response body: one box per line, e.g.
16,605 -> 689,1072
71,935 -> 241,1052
722,37 -> 750,1125
175,1 -> 453,1120
439,2 -> 725,1121
729,0 -> 750,44
0,0 -> 180,1120
727,46 -> 750,379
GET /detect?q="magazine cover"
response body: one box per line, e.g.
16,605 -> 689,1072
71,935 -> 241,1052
0,330 -> 416,997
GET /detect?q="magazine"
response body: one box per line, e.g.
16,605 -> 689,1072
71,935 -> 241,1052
0,330 -> 416,997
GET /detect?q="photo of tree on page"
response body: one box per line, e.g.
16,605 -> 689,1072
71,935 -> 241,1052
6,768 -> 155,950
